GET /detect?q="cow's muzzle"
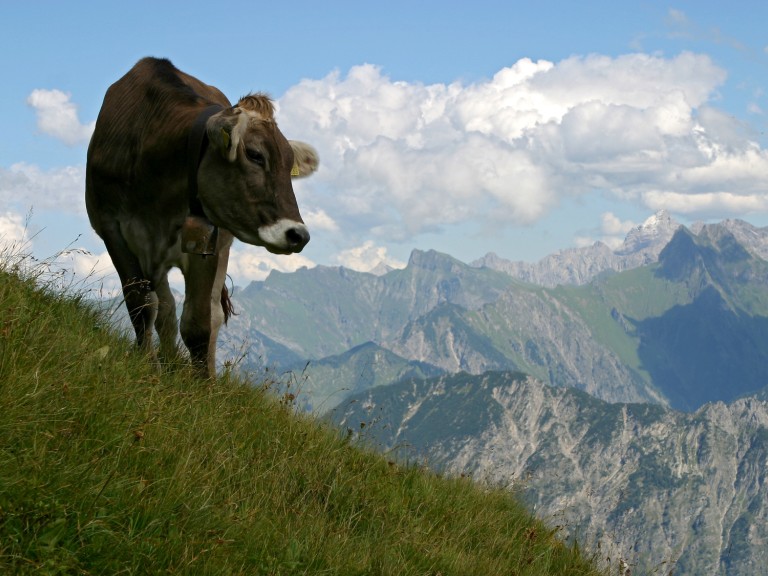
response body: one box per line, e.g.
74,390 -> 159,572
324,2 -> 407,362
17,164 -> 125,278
285,225 -> 310,251
258,219 -> 310,254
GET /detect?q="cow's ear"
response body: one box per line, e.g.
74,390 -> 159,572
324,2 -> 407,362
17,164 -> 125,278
289,141 -> 319,178
207,108 -> 247,162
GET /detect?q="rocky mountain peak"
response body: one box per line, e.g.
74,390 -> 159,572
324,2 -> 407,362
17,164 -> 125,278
407,249 -> 465,273
616,209 -> 680,255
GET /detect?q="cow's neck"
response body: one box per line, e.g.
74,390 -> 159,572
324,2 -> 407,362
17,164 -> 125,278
186,104 -> 224,217
183,104 -> 224,255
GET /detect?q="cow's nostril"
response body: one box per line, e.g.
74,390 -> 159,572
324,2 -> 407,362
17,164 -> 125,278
286,226 -> 310,248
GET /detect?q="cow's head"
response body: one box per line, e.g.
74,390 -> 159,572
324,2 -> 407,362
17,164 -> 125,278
197,94 -> 317,254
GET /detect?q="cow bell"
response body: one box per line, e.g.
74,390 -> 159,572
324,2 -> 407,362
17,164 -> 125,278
182,215 -> 219,256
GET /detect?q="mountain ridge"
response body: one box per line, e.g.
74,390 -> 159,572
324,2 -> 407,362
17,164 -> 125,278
471,209 -> 682,286
332,371 -> 768,576
225,217 -> 768,412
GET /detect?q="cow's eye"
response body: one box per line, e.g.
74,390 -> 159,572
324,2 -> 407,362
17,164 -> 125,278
245,148 -> 266,167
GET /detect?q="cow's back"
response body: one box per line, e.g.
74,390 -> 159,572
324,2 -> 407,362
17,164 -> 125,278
86,58 -> 229,224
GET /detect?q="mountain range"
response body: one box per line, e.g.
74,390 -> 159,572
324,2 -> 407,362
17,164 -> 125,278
223,211 -> 768,412
215,211 -> 768,575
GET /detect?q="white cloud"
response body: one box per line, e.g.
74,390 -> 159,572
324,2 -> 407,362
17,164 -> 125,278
227,246 -> 316,282
26,89 -> 95,146
573,212 -> 638,250
601,212 -> 636,236
0,162 -> 86,214
302,208 -> 339,232
64,248 -> 116,279
667,8 -> 689,27
13,53 -> 767,282
0,211 -> 28,249
277,52 -> 768,244
643,190 -> 768,215
598,212 -> 637,249
334,240 -> 405,273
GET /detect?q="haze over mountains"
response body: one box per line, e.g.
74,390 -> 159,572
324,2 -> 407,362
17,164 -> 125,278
218,211 -> 768,575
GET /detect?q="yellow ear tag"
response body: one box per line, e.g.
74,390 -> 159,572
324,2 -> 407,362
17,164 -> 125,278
220,128 -> 231,150
291,162 -> 300,177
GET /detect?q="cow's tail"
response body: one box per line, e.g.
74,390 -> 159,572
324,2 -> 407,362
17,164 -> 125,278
221,285 -> 236,324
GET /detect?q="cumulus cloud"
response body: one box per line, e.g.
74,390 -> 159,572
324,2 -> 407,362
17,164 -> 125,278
302,208 -> 339,232
27,89 -> 95,146
600,212 -> 637,248
64,248 -> 116,280
601,213 -> 634,235
0,162 -> 86,214
227,246 -> 316,283
334,240 -> 406,273
0,211 -> 29,251
278,52 -> 768,245
574,212 -> 638,249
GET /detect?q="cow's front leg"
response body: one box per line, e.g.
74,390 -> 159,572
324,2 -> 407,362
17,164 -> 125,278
180,234 -> 233,378
179,263 -> 218,378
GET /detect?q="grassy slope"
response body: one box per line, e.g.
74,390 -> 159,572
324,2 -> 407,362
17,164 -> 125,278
0,266 -> 601,575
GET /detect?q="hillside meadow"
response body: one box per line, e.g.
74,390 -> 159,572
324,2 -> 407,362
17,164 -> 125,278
0,254 -> 602,575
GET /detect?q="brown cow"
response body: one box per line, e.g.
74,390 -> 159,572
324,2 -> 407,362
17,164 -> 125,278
86,57 -> 318,377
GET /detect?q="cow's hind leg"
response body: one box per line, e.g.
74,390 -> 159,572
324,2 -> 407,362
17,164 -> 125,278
99,224 -> 158,357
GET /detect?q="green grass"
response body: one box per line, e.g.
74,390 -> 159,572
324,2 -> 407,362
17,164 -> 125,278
0,257 -> 603,575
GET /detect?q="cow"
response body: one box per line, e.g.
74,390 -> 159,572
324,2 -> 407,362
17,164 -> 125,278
86,57 -> 318,377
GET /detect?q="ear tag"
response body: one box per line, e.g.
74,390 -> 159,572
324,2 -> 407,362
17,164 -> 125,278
291,162 -> 300,177
220,128 -> 231,150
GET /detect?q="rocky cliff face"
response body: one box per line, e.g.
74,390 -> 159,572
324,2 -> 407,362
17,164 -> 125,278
693,219 -> 768,261
387,285 -> 660,404
334,372 -> 768,576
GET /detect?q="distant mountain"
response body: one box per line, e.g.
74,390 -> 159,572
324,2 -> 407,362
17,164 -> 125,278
389,281 -> 661,404
619,209 -> 680,254
224,218 -> 768,412
389,224 -> 768,409
332,371 -> 768,576
226,249 -> 519,362
471,210 -> 681,286
640,226 -> 768,408
692,218 -> 768,261
282,342 -> 443,412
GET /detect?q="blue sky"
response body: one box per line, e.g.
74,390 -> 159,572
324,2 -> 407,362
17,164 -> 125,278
1,1 -> 767,289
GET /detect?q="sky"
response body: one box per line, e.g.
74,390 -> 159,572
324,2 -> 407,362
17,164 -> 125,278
1,1 -> 767,292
